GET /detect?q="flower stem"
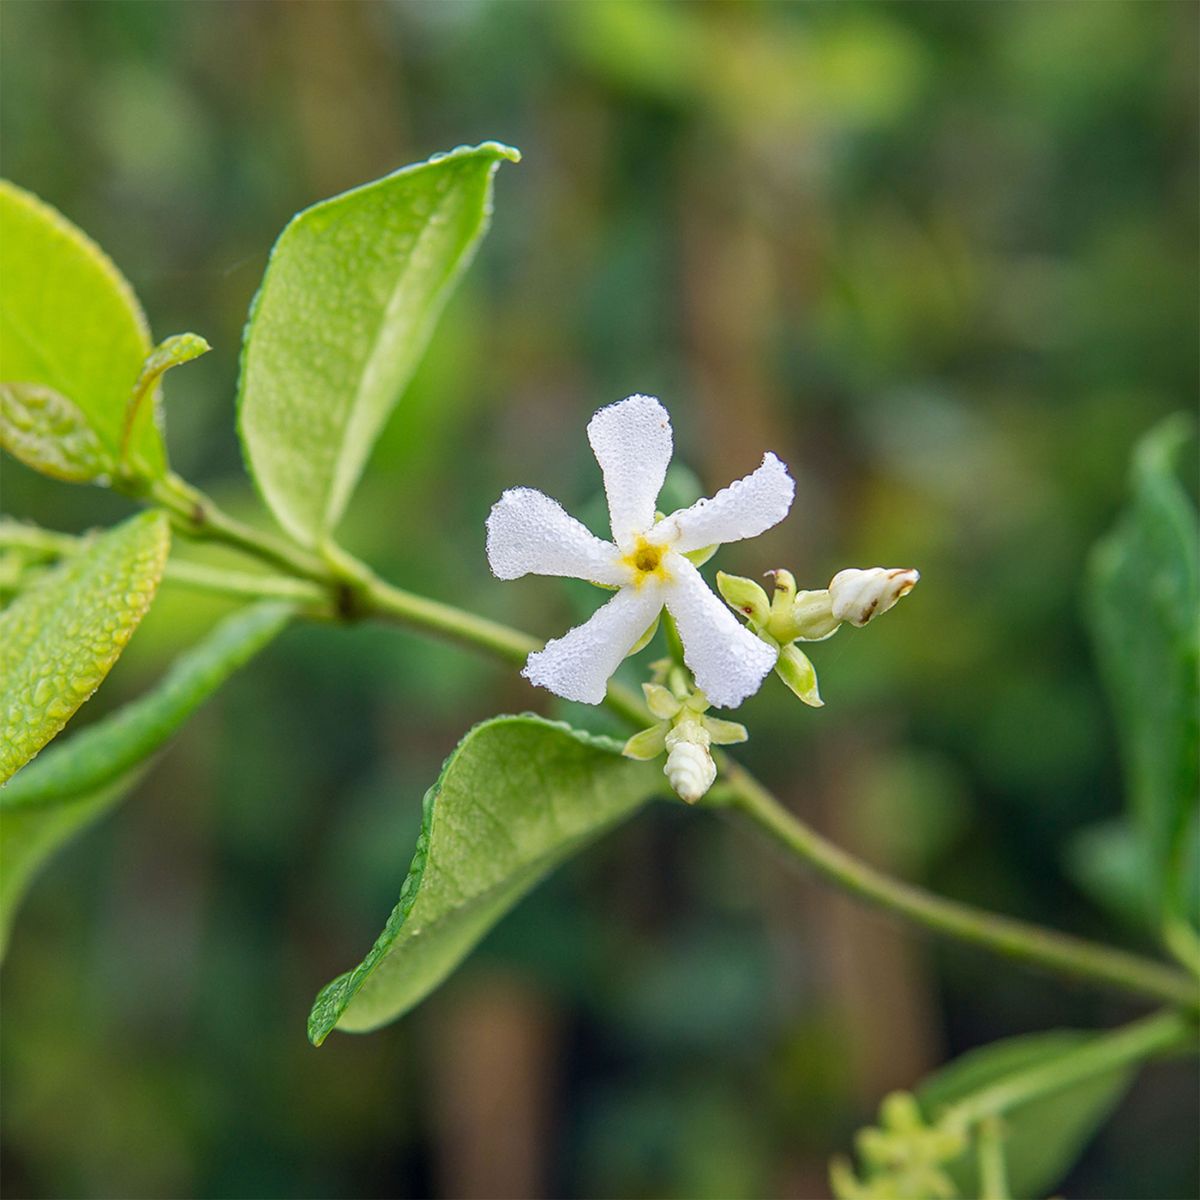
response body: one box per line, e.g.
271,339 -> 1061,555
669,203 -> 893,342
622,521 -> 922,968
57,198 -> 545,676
718,759 -> 1199,1011
165,560 -> 330,607
107,479 -> 1200,1012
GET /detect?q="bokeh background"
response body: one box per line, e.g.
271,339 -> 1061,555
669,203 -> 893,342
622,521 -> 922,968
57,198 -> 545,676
2,1 -> 1197,1197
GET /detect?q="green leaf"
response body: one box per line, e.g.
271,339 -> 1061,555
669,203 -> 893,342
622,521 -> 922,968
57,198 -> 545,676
0,510 -> 169,783
1087,416 -> 1199,926
309,714 -> 661,1043
0,381 -> 116,483
0,180 -> 165,479
2,602 -> 293,808
918,1031 -> 1134,1200
238,142 -> 520,547
0,767 -> 147,962
0,602 -> 292,959
121,333 -> 210,466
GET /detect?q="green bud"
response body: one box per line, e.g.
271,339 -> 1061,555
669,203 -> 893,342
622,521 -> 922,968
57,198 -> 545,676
775,644 -> 823,707
702,715 -> 748,745
622,722 -> 669,761
716,571 -> 771,629
642,681 -> 681,719
880,1092 -> 923,1134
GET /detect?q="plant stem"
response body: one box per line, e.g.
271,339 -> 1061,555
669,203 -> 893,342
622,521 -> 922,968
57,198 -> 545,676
113,480 -> 1200,1011
148,474 -> 330,583
947,1009 -> 1195,1126
719,759 -> 1199,1010
165,560 -> 329,607
976,1117 -> 1009,1200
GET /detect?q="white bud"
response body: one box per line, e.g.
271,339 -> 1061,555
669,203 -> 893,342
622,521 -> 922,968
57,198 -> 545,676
663,717 -> 716,804
828,567 -> 920,627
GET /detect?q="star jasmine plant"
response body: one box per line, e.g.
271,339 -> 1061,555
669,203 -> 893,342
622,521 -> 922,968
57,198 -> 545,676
5,144 -> 1197,1200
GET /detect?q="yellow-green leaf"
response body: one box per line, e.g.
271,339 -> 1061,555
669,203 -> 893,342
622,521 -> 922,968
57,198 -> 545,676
0,381 -> 116,483
0,510 -> 169,782
0,180 -> 165,478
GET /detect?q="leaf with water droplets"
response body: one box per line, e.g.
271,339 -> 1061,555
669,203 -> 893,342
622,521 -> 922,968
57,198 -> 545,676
238,142 -> 520,547
0,381 -> 116,483
0,510 -> 170,783
0,180 -> 166,480
308,714 -> 661,1043
0,601 -> 293,959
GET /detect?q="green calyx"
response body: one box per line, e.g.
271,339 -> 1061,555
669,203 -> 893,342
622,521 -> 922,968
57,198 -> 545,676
621,678 -> 747,764
717,569 -> 835,706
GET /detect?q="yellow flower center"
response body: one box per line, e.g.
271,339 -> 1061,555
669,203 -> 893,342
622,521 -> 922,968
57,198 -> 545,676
621,537 -> 670,587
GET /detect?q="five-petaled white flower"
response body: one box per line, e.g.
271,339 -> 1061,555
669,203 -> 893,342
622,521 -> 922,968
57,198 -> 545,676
486,394 -> 795,708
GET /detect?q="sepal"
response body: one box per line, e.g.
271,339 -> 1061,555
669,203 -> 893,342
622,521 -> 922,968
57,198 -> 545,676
776,643 -> 823,707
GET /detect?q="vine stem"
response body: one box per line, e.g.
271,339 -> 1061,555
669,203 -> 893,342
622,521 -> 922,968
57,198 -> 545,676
719,759 -> 1198,1010
67,477 -> 1200,1012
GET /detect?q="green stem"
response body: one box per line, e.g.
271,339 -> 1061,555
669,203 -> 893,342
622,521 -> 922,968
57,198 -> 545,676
110,479 -> 1200,1011
148,474 -> 330,583
165,560 -> 329,607
718,759 -> 1199,1011
948,1009 -> 1195,1127
976,1117 -> 1009,1200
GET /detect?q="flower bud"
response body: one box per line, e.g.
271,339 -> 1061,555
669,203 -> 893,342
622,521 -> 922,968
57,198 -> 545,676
716,571 -> 771,630
664,716 -> 716,804
829,567 -> 919,628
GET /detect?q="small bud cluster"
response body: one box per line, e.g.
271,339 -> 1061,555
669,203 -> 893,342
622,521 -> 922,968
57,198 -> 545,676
621,664 -> 747,804
717,565 -> 919,706
829,1091 -> 967,1200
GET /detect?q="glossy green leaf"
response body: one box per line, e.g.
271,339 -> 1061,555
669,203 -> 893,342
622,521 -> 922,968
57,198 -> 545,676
0,602 -> 293,959
1087,416 -> 1199,925
238,142 -> 520,547
2,602 -> 293,808
0,511 -> 169,783
0,381 -> 116,483
309,715 -> 661,1043
0,180 -> 165,478
919,1031 -> 1134,1200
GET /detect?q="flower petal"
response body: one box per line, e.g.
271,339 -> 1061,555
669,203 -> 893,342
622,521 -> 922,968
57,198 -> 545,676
487,487 -> 623,583
664,557 -> 777,708
587,394 -> 673,548
666,452 -> 794,553
523,584 -> 664,704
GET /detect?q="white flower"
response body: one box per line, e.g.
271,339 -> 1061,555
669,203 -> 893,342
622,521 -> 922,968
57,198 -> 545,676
486,394 -> 795,707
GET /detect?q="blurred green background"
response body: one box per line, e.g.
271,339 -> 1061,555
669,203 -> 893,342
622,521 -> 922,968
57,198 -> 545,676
2,1 -> 1197,1197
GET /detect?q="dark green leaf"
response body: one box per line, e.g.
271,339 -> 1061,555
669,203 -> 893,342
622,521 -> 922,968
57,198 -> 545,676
1087,415 -> 1199,927
919,1031 -> 1134,1200
2,601 -> 293,808
0,602 -> 294,959
309,715 -> 662,1043
237,142 -> 520,547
